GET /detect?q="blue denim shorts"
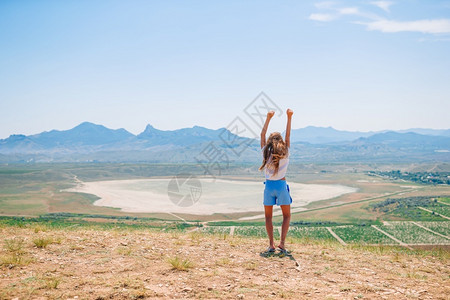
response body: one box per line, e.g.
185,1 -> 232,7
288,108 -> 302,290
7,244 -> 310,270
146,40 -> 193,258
263,180 -> 292,206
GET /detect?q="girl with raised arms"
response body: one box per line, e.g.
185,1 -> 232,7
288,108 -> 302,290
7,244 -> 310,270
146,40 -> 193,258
260,109 -> 293,253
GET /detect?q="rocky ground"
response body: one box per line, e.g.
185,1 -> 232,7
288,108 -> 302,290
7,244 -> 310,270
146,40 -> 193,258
0,225 -> 449,299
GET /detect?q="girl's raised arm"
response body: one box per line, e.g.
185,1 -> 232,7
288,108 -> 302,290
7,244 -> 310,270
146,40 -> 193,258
261,110 -> 275,149
285,109 -> 293,148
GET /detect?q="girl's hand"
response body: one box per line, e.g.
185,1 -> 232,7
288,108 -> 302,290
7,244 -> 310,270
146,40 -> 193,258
286,109 -> 293,117
267,110 -> 275,118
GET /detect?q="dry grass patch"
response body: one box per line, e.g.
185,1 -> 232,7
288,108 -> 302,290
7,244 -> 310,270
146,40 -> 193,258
228,236 -> 244,247
32,236 -> 53,248
116,246 -> 133,256
1,253 -> 34,266
215,257 -> 231,266
167,256 -> 193,271
32,225 -> 48,233
4,237 -> 25,253
244,260 -> 258,270
41,275 -> 62,289
1,237 -> 33,267
189,231 -> 204,245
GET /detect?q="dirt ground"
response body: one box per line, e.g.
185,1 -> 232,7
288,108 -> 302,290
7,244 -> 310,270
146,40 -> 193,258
1,226 -> 449,299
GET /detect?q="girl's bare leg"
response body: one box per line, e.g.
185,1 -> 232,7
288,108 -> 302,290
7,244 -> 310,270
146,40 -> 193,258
278,205 -> 291,249
264,205 -> 275,249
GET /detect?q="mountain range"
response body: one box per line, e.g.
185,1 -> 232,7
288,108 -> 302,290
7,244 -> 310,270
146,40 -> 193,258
290,126 -> 450,144
0,122 -> 449,163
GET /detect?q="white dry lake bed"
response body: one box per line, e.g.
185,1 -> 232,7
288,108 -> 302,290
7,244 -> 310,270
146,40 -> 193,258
66,177 -> 358,216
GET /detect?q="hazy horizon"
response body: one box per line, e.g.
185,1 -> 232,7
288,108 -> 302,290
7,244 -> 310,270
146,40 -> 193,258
1,120 -> 450,140
1,1 -> 449,139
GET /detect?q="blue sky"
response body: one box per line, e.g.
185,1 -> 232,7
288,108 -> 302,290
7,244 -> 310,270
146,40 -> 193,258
0,0 -> 449,139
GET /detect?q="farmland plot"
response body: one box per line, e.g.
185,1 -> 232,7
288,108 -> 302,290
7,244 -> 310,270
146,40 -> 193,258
391,206 -> 446,221
378,222 -> 450,244
332,225 -> 398,245
427,206 -> 450,218
234,226 -> 280,238
416,221 -> 450,237
201,226 -> 231,235
289,226 -> 335,241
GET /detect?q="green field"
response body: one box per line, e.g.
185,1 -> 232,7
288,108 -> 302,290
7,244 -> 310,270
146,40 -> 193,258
417,221 -> 450,236
429,206 -> 450,218
202,222 -> 449,246
332,225 -> 398,244
378,222 -> 450,244
234,226 -> 280,238
200,226 -> 232,235
289,226 -> 335,241
370,196 -> 450,221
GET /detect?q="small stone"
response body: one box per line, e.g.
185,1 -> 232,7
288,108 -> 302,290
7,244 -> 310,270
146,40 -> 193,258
237,294 -> 245,299
182,287 -> 193,292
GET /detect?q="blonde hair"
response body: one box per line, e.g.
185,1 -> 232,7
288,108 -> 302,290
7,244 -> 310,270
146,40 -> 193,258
259,132 -> 288,175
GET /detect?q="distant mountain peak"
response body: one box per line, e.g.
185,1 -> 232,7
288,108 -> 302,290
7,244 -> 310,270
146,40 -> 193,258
73,121 -> 103,129
78,121 -> 97,126
139,124 -> 164,138
136,124 -> 243,146
8,134 -> 27,139
290,126 -> 375,144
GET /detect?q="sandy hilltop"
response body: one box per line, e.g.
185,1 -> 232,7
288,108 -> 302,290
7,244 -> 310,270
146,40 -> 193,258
1,225 -> 449,299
